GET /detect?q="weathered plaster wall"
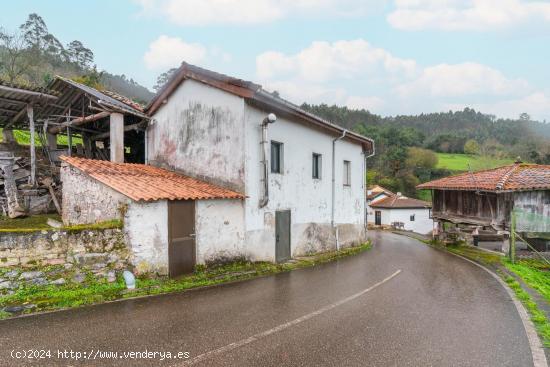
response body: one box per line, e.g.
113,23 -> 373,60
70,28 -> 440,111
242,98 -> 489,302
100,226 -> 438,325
147,79 -> 246,192
195,199 -> 245,264
61,165 -> 170,274
0,228 -> 128,271
61,163 -> 126,225
146,79 -> 369,262
243,103 -> 367,260
125,200 -> 169,274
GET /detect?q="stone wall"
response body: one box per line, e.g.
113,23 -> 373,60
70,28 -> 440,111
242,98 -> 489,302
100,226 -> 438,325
0,228 -> 129,276
61,163 -> 127,225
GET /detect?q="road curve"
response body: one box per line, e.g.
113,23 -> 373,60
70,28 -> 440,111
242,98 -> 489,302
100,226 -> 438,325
0,231 -> 533,366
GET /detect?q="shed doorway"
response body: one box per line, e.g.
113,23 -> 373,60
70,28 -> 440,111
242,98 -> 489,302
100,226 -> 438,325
168,200 -> 196,278
375,211 -> 382,225
275,210 -> 291,263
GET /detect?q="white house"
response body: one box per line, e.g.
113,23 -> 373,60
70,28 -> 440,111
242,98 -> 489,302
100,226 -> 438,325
145,63 -> 374,266
60,62 -> 374,277
368,190 -> 433,235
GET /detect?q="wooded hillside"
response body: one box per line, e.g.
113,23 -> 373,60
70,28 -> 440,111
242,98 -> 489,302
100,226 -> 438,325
0,13 -> 153,103
302,104 -> 550,198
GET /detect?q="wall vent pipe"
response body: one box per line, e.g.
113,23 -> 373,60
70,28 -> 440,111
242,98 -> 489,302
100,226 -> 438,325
259,113 -> 277,208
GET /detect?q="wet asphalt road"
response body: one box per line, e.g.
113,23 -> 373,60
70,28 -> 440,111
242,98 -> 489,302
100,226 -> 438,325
0,231 -> 533,366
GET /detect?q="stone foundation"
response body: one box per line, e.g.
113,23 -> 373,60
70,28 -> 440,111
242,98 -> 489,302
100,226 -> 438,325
0,228 -> 129,272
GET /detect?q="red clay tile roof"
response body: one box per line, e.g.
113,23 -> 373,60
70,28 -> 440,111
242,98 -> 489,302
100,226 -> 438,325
60,156 -> 244,202
369,195 -> 431,209
417,163 -> 550,192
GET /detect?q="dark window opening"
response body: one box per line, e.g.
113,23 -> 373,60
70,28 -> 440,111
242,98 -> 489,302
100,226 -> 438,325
271,141 -> 283,174
410,214 -> 415,221
312,153 -> 322,179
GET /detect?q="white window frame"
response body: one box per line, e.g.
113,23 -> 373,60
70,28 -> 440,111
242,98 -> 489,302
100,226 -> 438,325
343,160 -> 351,186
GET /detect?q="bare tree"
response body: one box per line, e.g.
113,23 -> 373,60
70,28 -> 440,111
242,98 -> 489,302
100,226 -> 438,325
0,28 -> 32,83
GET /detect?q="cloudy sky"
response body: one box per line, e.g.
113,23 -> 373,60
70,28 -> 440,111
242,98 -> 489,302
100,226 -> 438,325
3,0 -> 550,120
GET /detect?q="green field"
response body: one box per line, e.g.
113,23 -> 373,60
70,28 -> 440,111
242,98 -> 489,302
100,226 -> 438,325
0,128 -> 82,146
436,153 -> 514,172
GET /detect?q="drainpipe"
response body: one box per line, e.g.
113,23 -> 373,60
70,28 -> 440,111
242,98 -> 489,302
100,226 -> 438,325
259,113 -> 277,208
363,141 -> 376,228
332,130 -> 347,250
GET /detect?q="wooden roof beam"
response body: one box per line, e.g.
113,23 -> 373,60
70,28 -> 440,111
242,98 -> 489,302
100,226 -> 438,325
48,111 -> 110,134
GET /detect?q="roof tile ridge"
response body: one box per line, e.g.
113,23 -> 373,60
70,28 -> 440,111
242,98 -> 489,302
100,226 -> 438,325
496,163 -> 520,190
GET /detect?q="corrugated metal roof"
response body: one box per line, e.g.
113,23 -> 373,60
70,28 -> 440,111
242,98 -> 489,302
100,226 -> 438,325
0,79 -> 58,126
49,77 -> 147,118
417,163 -> 550,192
61,156 -> 245,202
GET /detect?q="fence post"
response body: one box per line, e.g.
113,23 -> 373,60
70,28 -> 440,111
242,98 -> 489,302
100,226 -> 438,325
510,210 -> 516,264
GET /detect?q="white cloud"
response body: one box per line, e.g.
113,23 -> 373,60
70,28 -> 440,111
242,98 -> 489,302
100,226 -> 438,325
388,0 -> 550,31
257,39 -> 417,83
255,39 -> 550,120
144,35 -> 207,70
135,0 -> 383,26
256,39 -> 416,113
395,62 -> 530,98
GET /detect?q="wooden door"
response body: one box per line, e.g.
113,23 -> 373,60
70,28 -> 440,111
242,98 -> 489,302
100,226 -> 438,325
375,210 -> 382,225
275,210 -> 291,263
168,200 -> 196,278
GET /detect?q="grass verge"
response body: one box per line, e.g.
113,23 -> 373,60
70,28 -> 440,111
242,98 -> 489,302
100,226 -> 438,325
504,260 -> 550,304
504,275 -> 550,347
0,215 -> 122,233
0,241 -> 372,320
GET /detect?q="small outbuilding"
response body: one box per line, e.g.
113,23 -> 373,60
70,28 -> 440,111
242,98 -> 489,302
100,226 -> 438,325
417,161 -> 550,251
368,191 -> 432,234
60,156 -> 244,277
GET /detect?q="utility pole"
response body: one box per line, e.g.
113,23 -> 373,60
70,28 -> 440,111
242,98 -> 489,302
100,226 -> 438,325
510,210 -> 516,264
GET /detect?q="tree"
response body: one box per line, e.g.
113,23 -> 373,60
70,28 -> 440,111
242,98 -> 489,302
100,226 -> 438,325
42,33 -> 64,57
19,13 -> 49,50
463,139 -> 480,155
154,67 -> 177,92
67,40 -> 94,69
72,67 -> 104,89
0,29 -> 32,83
519,112 -> 531,121
406,147 -> 438,170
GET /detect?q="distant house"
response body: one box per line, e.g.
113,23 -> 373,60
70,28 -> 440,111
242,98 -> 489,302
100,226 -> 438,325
417,160 -> 550,251
367,187 -> 432,234
367,185 -> 394,205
